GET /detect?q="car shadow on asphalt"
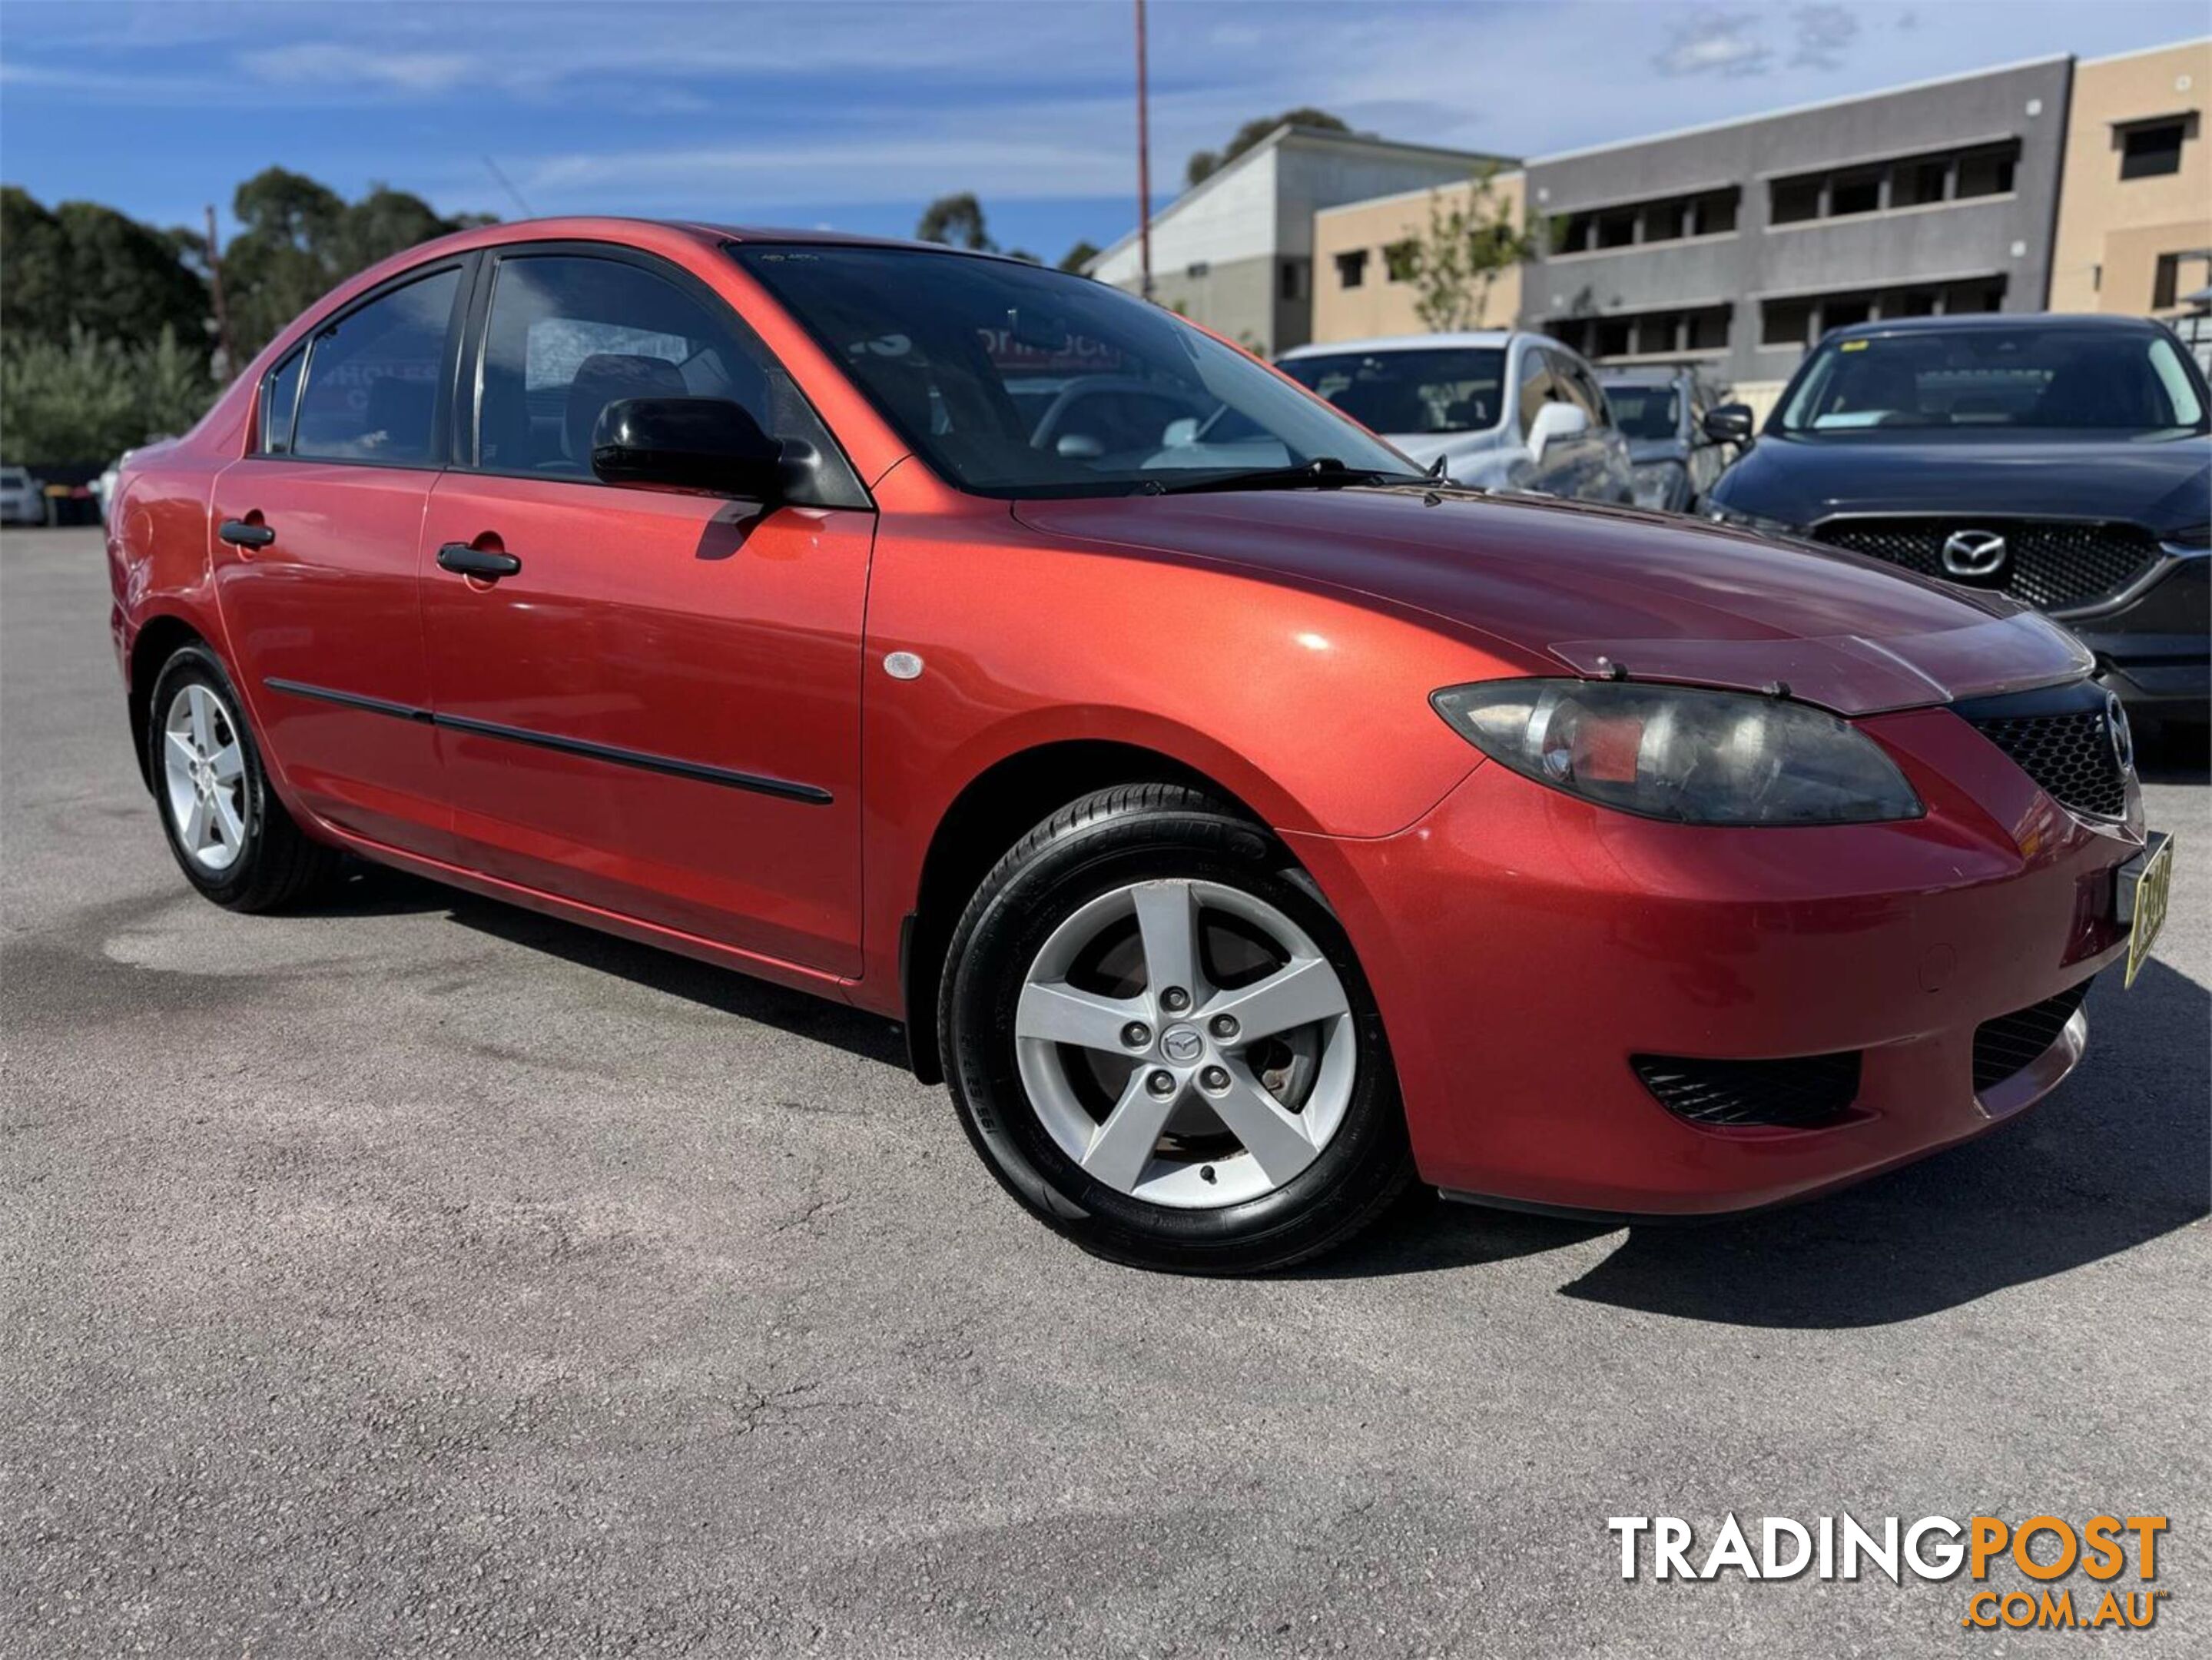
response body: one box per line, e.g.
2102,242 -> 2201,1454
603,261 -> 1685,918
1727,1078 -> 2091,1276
1310,958 -> 2208,1325
310,861 -> 914,1070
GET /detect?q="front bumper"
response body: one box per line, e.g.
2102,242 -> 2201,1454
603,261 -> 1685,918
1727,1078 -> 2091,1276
1286,705 -> 2144,1216
2061,553 -> 2209,719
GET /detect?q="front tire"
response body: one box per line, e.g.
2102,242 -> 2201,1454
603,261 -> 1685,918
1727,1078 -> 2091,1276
940,785 -> 1412,1273
146,644 -> 342,911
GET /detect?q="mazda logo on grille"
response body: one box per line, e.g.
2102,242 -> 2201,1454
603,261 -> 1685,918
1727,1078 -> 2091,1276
2106,692 -> 2135,774
1941,529 -> 2008,577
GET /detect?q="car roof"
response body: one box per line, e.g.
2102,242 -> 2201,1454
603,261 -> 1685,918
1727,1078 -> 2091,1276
1823,312 -> 2172,341
1278,330 -> 1521,358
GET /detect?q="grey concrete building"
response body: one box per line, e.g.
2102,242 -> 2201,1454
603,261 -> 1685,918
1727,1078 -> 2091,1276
1521,56 -> 2076,403
1088,125 -> 1512,355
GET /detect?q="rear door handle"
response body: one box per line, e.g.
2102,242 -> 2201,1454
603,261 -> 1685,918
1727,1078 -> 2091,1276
437,543 -> 522,579
219,519 -> 275,549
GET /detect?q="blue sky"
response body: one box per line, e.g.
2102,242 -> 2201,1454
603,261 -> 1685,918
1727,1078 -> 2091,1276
2,0 -> 2204,267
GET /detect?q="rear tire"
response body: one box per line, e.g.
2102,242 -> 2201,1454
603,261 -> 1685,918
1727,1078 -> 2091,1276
146,644 -> 342,911
940,784 -> 1413,1273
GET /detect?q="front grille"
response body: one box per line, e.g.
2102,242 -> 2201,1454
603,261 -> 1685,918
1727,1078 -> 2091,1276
1973,978 -> 2093,1094
1815,518 -> 2158,611
1965,708 -> 2130,818
1632,1051 -> 1862,1128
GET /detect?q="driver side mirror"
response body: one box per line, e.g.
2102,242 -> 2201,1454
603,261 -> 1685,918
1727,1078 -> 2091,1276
592,397 -> 783,498
1702,403 -> 1755,447
1526,398 -> 1589,463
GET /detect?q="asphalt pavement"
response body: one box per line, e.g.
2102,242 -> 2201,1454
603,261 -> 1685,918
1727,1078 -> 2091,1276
5,525 -> 2207,1657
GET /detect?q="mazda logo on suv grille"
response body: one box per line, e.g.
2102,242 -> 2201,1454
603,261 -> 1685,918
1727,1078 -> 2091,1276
1941,529 -> 2008,577
2106,692 -> 2135,774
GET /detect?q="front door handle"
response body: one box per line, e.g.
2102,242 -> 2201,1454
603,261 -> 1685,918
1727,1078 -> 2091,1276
437,543 -> 522,579
219,519 -> 275,549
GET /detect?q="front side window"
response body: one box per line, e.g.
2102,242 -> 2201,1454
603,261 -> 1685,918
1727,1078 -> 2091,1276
476,254 -> 837,480
1277,347 -> 1506,437
733,245 -> 1416,497
1516,352 -> 1553,440
1776,327 -> 2211,435
290,267 -> 460,464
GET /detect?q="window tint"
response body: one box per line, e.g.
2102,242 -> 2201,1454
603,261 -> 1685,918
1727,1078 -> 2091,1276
1777,327 -> 2210,434
260,349 -> 306,454
476,254 -> 834,480
1278,348 -> 1506,436
290,268 -> 459,464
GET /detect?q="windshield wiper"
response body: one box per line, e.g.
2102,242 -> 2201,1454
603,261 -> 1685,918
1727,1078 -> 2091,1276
1149,456 -> 1423,496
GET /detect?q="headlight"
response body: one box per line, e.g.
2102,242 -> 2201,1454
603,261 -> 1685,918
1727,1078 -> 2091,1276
1630,460 -> 1685,510
1704,500 -> 1801,537
1431,679 -> 1923,825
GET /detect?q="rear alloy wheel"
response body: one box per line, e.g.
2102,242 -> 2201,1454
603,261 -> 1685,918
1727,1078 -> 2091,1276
940,784 -> 1411,1273
146,644 -> 342,911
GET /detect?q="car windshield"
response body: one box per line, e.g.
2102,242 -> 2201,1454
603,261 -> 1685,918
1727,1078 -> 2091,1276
731,245 -> 1420,497
1276,347 -> 1506,436
1776,327 -> 2210,436
1599,384 -> 1681,441
0,469 -> 27,487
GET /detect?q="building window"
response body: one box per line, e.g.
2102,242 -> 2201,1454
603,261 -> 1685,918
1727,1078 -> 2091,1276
1550,304 -> 1731,361
1891,158 -> 1950,208
1552,187 -> 1740,254
1278,259 -> 1305,301
1690,188 -> 1739,236
1595,208 -> 1637,248
1829,168 -> 1882,217
1954,144 -> 2016,199
1821,296 -> 1873,334
1770,177 -> 1822,225
1763,298 -> 1816,347
1382,240 -> 1420,282
1334,248 -> 1368,290
1185,261 -> 1211,279
2121,119 -> 2189,180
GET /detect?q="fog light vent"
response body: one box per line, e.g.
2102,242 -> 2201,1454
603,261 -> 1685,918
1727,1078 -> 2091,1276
1631,1051 -> 1862,1128
1972,978 -> 2093,1094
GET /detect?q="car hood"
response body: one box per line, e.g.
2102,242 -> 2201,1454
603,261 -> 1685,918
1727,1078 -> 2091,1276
1013,487 -> 2091,716
1712,430 -> 2212,533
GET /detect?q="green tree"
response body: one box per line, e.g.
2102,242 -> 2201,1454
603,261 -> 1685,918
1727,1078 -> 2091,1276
1186,108 -> 1348,188
223,168 -> 490,359
916,191 -> 994,252
2,188 -> 209,354
1404,166 -> 1537,334
0,324 -> 213,465
1057,239 -> 1101,274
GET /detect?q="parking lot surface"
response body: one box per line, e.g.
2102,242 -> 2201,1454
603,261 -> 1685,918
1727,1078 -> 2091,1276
5,525 -> 2207,1656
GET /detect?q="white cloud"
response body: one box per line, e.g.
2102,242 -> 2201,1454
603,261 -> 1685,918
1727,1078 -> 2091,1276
240,42 -> 475,95
1653,11 -> 1773,78
1792,4 -> 1862,70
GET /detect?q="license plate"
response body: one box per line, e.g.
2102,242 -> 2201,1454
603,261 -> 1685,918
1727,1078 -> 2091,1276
2117,832 -> 2174,990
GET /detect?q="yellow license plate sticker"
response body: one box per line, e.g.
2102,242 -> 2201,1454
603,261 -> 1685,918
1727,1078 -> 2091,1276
2124,835 -> 2174,989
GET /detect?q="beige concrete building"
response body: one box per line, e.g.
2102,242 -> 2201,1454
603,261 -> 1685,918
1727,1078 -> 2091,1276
1310,172 -> 1524,343
2048,38 -> 2211,317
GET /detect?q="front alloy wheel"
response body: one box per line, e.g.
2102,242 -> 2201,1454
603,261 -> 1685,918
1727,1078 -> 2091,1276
940,783 -> 1411,1273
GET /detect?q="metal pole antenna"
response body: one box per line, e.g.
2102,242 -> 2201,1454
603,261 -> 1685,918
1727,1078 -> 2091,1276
1136,0 -> 1153,301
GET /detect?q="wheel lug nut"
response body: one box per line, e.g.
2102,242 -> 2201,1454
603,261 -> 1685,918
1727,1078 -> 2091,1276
1208,1014 -> 1239,1041
1199,1065 -> 1229,1092
1160,987 -> 1191,1013
1146,1069 -> 1177,1097
1121,1021 -> 1152,1049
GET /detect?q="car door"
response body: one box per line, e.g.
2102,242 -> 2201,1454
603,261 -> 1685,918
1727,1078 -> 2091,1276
208,258 -> 469,862
419,244 -> 874,976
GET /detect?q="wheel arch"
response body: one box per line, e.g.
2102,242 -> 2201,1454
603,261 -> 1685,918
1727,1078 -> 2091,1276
126,613 -> 210,792
899,739 -> 1262,1084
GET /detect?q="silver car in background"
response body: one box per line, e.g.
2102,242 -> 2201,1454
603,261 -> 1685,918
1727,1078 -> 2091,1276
1276,330 -> 1635,503
0,465 -> 46,526
1599,363 -> 1735,513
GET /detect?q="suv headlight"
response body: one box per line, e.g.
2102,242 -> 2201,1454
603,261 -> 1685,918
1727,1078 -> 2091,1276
1704,500 -> 1801,537
1630,460 -> 1684,510
1431,679 -> 1923,825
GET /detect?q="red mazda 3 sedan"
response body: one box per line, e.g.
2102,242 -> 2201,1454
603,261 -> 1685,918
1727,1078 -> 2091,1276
108,220 -> 2170,1272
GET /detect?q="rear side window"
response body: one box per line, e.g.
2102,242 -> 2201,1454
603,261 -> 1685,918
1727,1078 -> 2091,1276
260,349 -> 305,454
474,254 -> 835,480
291,267 -> 461,464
